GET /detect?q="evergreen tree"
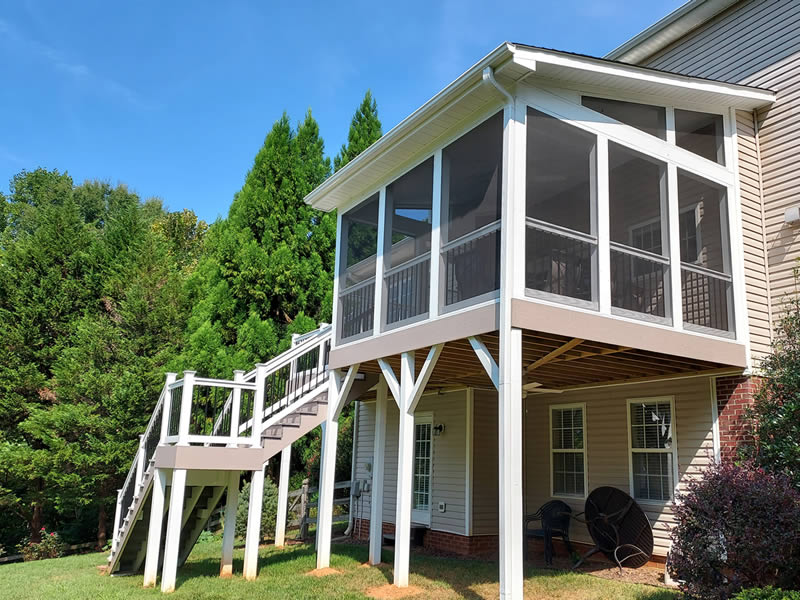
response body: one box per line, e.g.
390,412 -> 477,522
333,91 -> 383,172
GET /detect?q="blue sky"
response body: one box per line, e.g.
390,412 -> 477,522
0,1 -> 683,223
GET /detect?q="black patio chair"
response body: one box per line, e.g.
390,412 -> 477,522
525,500 -> 573,565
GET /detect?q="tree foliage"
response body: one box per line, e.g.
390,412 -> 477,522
333,90 -> 382,172
741,269 -> 800,487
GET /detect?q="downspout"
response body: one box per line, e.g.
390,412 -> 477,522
344,400 -> 359,536
482,66 -> 513,104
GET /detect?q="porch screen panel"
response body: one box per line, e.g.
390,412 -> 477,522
526,108 -> 597,305
551,406 -> 585,498
675,109 -> 725,166
629,400 -> 674,502
441,112 -> 503,307
677,171 -> 733,334
384,158 -> 433,325
581,96 -> 666,140
339,195 -> 379,340
608,142 -> 669,321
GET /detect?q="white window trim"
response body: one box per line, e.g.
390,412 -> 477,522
627,204 -> 702,261
549,402 -> 588,500
626,396 -> 679,506
412,412 -> 434,525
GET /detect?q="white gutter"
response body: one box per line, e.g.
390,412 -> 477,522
482,66 -> 513,103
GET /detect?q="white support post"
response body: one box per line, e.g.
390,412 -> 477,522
229,370 -> 244,445
393,351 -> 415,587
160,373 -> 177,440
596,135 -> 611,313
177,372 -> 195,446
667,164 -> 683,330
243,463 -> 266,581
135,435 -> 145,486
369,376 -> 388,565
498,98 -> 524,600
143,468 -> 167,587
430,148 -> 443,319
252,364 -> 267,447
111,489 -> 122,553
161,468 -> 187,593
374,186 -> 387,333
275,445 -> 291,548
220,470 -> 240,578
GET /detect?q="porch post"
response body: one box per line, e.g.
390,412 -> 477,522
161,468 -> 187,593
315,416 -> 338,567
143,468 -> 167,587
220,470 -> 240,578
393,351 -> 415,587
275,444 -> 291,548
369,376 -> 388,564
243,463 -> 266,581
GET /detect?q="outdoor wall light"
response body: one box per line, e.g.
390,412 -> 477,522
433,423 -> 445,436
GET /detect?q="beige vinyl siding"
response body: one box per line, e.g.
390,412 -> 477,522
638,0 -> 800,359
523,377 -> 713,557
471,389 -> 499,535
352,390 -> 468,535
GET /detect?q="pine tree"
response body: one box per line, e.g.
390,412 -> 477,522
333,90 -> 383,172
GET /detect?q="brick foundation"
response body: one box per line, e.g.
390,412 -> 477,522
351,518 -> 665,565
715,375 -> 759,460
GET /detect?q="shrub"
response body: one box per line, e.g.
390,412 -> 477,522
734,588 -> 800,600
235,477 -> 279,540
17,528 -> 66,561
669,461 -> 800,599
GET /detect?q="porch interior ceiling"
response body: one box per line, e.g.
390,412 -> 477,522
355,330 -> 734,393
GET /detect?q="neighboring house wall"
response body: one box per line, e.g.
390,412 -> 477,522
353,389 -> 468,536
640,0 -> 800,358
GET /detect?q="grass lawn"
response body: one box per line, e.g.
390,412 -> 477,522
0,537 -> 679,600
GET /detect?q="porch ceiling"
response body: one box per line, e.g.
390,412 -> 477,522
354,330 -> 738,393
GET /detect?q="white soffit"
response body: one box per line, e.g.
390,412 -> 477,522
305,41 -> 774,213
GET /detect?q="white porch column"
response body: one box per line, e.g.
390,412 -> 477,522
275,445 -> 291,548
243,463 -> 266,581
315,417 -> 339,567
143,468 -> 168,587
393,351 -> 415,587
220,470 -> 240,578
369,376 -> 388,564
161,468 -> 187,593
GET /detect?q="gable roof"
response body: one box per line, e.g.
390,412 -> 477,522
305,41 -> 774,213
605,0 -> 740,64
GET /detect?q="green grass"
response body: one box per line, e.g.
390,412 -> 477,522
0,538 -> 679,600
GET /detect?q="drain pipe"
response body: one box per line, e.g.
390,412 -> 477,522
344,400 -> 359,537
482,66 -> 513,104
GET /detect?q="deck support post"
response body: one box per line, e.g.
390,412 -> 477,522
394,351 -> 416,588
368,376 -> 388,565
220,471 -> 240,578
161,468 -> 187,593
243,463 -> 266,581
143,468 -> 168,587
316,365 -> 359,569
275,445 -> 291,548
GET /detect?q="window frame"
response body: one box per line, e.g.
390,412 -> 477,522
626,396 -> 679,505
412,412 -> 434,525
549,402 -> 588,500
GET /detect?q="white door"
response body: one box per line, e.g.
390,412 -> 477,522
412,414 -> 433,525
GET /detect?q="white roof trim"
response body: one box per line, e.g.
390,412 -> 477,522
605,0 -> 740,64
305,41 -> 775,213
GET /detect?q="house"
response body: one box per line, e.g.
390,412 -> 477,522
105,1 -> 798,598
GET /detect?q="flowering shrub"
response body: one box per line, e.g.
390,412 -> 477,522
17,528 -> 65,561
669,462 -> 800,599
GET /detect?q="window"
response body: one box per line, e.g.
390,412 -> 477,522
550,404 -> 586,498
675,109 -> 725,165
412,415 -> 433,524
628,398 -> 676,502
582,96 -> 666,140
526,108 -> 597,305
